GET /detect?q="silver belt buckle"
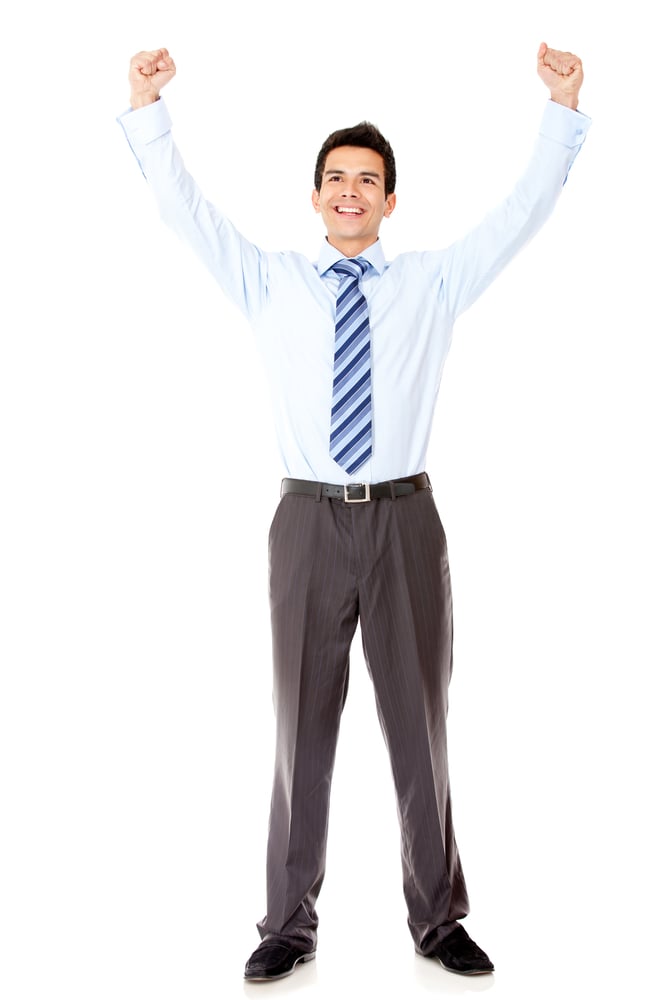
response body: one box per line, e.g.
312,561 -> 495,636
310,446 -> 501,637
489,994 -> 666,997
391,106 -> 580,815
344,482 -> 371,503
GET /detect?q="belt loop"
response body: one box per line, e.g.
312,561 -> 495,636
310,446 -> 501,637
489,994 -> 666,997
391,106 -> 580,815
315,482 -> 323,502
390,480 -> 396,500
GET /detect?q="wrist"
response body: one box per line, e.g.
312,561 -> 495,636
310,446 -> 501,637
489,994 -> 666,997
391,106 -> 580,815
130,92 -> 159,110
550,92 -> 579,111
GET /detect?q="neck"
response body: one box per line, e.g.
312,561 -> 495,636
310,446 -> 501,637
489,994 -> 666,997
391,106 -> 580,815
326,235 -> 379,258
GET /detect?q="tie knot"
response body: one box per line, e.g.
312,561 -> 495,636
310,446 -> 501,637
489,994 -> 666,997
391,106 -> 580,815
331,257 -> 369,283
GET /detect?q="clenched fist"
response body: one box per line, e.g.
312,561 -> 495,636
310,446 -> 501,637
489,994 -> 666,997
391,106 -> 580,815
537,42 -> 583,110
129,48 -> 176,109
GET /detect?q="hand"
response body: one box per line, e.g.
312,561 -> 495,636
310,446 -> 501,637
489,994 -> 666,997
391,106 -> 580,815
129,48 -> 176,109
537,42 -> 583,110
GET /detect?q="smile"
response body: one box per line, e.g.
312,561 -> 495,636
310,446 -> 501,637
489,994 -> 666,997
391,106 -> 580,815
335,206 -> 364,215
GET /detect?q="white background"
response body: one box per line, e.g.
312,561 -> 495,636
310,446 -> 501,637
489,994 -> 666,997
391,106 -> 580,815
1,1 -> 665,998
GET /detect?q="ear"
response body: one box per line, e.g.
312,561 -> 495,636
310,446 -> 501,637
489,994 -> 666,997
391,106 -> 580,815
312,189 -> 321,213
383,193 -> 397,219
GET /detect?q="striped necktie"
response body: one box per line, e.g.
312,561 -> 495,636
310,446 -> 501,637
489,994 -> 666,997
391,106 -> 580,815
329,257 -> 372,476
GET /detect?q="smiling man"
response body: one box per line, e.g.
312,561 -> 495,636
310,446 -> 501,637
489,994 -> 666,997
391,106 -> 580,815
312,131 -> 396,256
119,42 -> 589,983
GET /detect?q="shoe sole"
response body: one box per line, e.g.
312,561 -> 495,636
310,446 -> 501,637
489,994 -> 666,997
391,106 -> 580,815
244,951 -> 316,982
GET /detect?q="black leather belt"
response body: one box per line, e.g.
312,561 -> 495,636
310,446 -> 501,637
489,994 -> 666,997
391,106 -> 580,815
280,473 -> 431,503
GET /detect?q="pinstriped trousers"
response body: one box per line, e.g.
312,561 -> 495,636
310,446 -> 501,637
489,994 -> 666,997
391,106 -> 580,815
257,482 -> 469,954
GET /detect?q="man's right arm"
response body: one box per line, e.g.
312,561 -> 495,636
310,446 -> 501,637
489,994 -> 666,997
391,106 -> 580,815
119,49 -> 267,321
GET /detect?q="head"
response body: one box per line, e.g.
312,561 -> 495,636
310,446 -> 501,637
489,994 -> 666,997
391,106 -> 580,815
312,122 -> 397,256
314,122 -> 396,197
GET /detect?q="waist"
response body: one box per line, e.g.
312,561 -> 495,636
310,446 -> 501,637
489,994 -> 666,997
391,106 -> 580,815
280,473 -> 431,503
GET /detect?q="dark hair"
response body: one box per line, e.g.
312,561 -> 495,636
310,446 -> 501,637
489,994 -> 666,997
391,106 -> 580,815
314,121 -> 396,196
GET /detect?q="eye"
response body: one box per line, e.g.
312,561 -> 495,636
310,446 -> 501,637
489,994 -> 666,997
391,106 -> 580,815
328,174 -> 342,182
362,177 -> 376,184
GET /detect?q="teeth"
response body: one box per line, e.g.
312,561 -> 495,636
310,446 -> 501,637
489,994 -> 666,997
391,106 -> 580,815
336,207 -> 362,214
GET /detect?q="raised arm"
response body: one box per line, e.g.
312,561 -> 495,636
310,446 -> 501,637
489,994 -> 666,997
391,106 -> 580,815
129,48 -> 177,109
120,48 -> 268,320
433,42 -> 589,320
537,41 -> 583,110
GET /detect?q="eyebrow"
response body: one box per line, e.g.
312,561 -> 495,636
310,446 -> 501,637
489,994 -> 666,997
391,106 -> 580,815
324,169 -> 382,179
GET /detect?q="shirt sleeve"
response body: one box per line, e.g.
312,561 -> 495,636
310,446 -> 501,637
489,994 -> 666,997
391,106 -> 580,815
433,101 -> 591,321
117,100 -> 268,322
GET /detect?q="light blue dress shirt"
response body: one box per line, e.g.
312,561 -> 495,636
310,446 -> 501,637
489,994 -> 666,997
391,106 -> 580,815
119,99 -> 590,484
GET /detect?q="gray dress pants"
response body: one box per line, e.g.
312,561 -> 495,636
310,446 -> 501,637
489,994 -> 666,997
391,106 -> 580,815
257,482 -> 469,954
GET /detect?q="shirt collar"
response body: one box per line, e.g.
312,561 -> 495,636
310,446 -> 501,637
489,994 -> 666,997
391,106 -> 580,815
317,238 -> 386,277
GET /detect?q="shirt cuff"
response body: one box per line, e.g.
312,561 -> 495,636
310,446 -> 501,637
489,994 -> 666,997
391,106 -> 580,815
116,97 -> 173,146
539,100 -> 591,148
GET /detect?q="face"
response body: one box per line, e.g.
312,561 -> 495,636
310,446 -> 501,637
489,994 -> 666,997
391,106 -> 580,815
312,146 -> 396,256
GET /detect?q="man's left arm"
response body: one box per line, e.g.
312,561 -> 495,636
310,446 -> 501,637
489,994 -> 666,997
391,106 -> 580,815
436,42 -> 590,321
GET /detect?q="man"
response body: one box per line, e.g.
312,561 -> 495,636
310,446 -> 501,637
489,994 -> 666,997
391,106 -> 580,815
119,42 -> 588,981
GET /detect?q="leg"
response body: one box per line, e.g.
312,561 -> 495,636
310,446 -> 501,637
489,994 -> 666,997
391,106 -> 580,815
354,489 -> 469,954
257,494 -> 359,949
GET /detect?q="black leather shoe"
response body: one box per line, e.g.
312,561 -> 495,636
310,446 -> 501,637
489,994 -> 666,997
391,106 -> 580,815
244,940 -> 316,981
426,925 -> 494,975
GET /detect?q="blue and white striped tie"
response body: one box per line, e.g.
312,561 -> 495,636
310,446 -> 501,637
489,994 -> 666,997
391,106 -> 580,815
329,257 -> 372,475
